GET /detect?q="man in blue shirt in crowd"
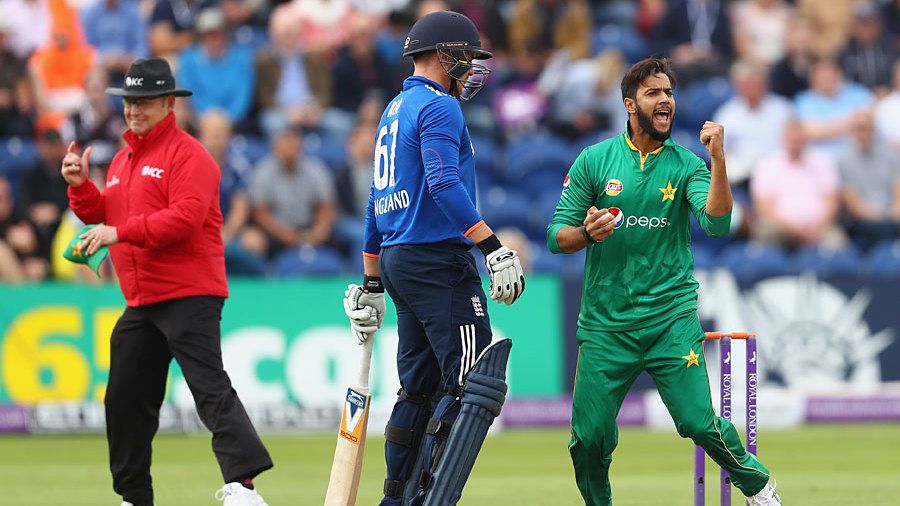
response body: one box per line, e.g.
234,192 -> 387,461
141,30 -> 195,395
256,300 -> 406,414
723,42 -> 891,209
178,7 -> 255,128
341,10 -> 526,506
81,0 -> 146,81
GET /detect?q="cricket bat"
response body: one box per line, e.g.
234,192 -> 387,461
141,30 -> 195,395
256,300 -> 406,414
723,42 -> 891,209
324,338 -> 374,505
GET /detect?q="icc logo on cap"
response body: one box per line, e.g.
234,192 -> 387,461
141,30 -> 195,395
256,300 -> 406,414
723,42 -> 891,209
605,179 -> 623,196
125,77 -> 144,87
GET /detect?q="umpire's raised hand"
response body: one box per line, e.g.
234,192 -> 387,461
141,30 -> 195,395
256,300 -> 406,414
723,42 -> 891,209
61,142 -> 92,187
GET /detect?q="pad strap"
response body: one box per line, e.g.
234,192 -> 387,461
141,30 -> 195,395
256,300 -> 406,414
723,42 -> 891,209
445,384 -> 464,398
398,388 -> 430,405
426,418 -> 454,439
384,479 -> 404,498
385,423 -> 415,447
419,469 -> 433,489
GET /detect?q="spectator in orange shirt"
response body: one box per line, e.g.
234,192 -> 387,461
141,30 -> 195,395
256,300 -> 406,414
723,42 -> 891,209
29,2 -> 96,119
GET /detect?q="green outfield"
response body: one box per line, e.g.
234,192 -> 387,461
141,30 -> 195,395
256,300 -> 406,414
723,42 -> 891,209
4,424 -> 899,505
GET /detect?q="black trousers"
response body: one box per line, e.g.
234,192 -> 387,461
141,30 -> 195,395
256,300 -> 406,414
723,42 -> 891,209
105,296 -> 273,505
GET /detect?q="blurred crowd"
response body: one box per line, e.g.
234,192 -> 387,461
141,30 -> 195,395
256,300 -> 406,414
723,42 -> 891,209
0,0 -> 897,282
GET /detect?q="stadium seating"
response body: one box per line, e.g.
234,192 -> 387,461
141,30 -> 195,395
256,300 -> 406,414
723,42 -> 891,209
715,241 -> 790,282
470,132 -> 500,180
531,241 -> 567,273
230,134 -> 270,165
0,136 -> 39,175
478,186 -> 532,233
233,25 -> 271,51
503,132 -> 574,187
273,246 -> 345,277
866,240 -> 900,279
559,247 -> 587,278
673,77 -> 733,133
592,24 -> 649,63
475,165 -> 499,195
671,128 -> 710,162
688,215 -> 734,254
224,243 -> 266,277
691,243 -> 717,271
592,2 -> 639,30
304,131 -> 347,171
526,189 -> 564,242
790,245 -> 863,278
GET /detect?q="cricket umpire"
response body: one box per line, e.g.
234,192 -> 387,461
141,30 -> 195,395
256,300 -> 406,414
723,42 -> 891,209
342,11 -> 525,505
61,58 -> 272,506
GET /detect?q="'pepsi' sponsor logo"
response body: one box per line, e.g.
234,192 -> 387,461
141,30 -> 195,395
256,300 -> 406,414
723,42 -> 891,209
560,174 -> 572,198
625,215 -> 669,229
609,207 -> 669,229
608,207 -> 624,229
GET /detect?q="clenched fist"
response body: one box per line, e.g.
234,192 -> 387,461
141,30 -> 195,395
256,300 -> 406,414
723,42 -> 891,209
699,121 -> 725,160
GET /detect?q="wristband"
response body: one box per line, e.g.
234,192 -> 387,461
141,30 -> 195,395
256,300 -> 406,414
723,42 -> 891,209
581,225 -> 599,244
363,275 -> 384,293
476,234 -> 503,256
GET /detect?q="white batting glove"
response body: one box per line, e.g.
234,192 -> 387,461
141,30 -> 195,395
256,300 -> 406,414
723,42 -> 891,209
343,281 -> 386,344
343,284 -> 378,344
359,277 -> 386,329
484,246 -> 526,305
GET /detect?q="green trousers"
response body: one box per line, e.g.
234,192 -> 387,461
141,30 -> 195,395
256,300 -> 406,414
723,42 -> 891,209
569,312 -> 770,505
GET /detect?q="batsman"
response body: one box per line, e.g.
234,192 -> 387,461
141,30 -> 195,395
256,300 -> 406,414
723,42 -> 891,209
341,10 -> 524,506
547,57 -> 782,506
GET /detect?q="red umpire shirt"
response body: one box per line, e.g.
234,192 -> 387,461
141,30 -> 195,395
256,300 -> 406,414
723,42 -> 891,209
68,112 -> 228,306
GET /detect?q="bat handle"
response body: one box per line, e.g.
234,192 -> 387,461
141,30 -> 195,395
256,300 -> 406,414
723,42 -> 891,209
357,339 -> 374,391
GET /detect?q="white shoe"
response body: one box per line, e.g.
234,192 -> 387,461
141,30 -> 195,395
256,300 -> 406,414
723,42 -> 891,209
748,479 -> 782,506
121,503 -> 133,506
215,483 -> 269,506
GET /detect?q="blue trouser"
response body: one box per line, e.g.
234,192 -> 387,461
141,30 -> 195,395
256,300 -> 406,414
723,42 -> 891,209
378,243 -> 492,505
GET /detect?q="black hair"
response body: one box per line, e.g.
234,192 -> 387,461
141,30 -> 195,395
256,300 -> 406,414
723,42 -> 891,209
620,57 -> 677,101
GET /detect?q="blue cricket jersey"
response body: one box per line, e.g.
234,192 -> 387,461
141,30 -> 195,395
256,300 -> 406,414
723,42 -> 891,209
363,76 -> 482,255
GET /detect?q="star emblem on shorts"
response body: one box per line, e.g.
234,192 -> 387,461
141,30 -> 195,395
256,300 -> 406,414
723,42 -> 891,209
660,180 -> 677,202
682,348 -> 701,368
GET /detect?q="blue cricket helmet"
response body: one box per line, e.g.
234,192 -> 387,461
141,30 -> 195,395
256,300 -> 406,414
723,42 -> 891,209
402,10 -> 492,60
402,10 -> 492,100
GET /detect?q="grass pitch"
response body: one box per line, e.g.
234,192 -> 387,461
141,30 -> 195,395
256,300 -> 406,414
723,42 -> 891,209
4,424 -> 900,505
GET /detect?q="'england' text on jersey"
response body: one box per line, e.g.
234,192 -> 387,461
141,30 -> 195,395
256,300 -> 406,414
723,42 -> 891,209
374,189 -> 411,216
363,76 -> 481,251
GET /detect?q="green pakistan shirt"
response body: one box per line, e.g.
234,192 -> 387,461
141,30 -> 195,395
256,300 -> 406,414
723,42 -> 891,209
546,130 -> 731,331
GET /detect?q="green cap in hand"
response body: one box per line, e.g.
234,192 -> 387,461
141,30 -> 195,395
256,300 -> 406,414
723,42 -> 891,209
63,224 -> 109,277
